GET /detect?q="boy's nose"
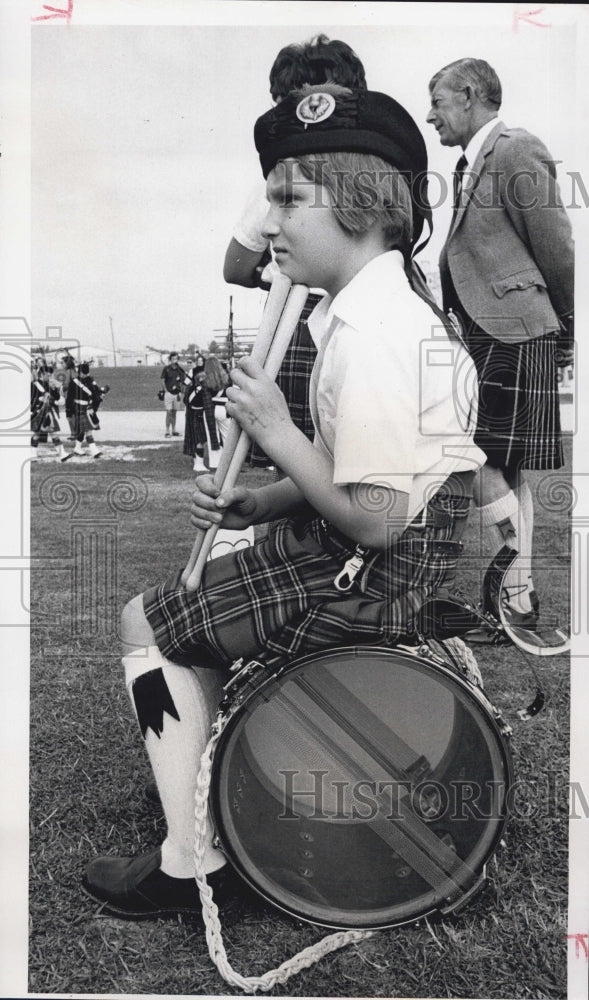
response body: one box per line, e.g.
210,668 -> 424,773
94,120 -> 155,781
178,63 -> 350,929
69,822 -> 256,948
261,206 -> 280,242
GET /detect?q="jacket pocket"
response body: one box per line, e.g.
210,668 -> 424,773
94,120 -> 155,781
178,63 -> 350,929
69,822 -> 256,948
492,268 -> 547,298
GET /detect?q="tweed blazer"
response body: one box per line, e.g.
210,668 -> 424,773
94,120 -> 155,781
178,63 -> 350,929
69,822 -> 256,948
439,121 -> 574,344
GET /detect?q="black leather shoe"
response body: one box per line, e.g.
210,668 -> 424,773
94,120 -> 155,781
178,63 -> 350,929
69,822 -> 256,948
481,546 -> 540,621
499,600 -> 540,631
82,846 -> 238,919
465,547 -> 540,644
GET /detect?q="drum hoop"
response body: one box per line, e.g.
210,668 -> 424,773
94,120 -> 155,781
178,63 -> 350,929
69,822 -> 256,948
210,644 -> 513,929
218,644 -> 509,743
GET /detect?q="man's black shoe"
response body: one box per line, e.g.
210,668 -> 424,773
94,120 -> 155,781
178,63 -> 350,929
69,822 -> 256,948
465,547 -> 540,644
82,846 -> 238,919
482,545 -> 540,620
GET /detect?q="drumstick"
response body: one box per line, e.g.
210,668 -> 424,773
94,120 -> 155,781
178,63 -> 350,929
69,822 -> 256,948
181,274 -> 292,587
184,282 -> 309,592
182,278 -> 308,591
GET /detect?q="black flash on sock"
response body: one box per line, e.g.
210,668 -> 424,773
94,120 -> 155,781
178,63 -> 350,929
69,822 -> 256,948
132,668 -> 180,740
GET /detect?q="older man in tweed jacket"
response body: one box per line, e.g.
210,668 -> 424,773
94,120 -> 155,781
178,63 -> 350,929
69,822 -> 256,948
427,57 -> 574,637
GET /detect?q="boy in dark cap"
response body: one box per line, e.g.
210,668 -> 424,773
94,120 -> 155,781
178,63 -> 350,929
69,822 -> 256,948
83,85 -> 485,917
225,35 -> 368,468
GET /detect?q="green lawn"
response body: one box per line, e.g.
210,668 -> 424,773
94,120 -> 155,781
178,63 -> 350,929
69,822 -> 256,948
29,443 -> 572,997
95,365 -> 170,411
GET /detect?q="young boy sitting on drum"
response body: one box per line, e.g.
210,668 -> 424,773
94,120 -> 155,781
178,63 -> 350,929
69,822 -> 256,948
83,85 -> 486,917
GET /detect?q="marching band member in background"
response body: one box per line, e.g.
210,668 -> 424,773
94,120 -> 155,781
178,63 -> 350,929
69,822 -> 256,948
66,361 -> 105,458
31,363 -> 71,462
83,85 -> 486,918
183,355 -> 208,473
183,355 -> 224,472
203,355 -> 230,455
58,353 -> 77,439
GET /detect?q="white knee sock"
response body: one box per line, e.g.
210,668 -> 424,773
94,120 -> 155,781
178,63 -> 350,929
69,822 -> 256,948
478,490 -> 532,613
123,646 -> 227,878
479,491 -> 519,551
512,478 -> 535,609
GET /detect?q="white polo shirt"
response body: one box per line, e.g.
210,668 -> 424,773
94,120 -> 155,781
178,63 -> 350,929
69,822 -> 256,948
307,250 -> 486,526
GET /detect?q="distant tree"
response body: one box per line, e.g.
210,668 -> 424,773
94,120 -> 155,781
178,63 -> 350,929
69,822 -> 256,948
207,339 -> 221,356
186,342 -> 200,356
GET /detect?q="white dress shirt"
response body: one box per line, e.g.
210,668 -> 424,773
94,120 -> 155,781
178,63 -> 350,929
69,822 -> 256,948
307,251 -> 486,526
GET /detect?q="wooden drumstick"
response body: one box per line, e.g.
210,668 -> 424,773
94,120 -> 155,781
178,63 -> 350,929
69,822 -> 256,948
182,278 -> 309,591
181,274 -> 292,587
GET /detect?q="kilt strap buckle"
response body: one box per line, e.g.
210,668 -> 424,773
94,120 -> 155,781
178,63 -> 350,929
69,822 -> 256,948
334,545 -> 367,592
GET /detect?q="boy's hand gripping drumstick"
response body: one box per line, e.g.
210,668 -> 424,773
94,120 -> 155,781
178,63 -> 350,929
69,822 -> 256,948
182,276 -> 309,591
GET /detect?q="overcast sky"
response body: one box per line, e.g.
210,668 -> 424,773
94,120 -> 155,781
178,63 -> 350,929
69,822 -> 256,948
31,15 -> 580,357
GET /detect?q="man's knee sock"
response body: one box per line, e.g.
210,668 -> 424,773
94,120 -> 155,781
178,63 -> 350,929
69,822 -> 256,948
123,646 -> 227,878
479,491 -> 532,613
512,478 -> 535,608
479,490 -> 519,552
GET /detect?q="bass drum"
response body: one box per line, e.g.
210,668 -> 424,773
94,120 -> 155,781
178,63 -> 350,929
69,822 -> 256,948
210,645 -> 512,930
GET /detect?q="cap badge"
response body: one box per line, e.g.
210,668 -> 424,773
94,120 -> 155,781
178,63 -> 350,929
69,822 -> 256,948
295,92 -> 336,127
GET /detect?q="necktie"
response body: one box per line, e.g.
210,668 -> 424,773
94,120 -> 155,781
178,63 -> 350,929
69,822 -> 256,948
453,154 -> 467,210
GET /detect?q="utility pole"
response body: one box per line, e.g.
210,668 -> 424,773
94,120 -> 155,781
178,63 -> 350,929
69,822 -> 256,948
109,315 -> 117,367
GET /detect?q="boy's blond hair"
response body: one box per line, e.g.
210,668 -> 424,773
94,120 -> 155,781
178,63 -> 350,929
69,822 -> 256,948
295,151 -> 413,254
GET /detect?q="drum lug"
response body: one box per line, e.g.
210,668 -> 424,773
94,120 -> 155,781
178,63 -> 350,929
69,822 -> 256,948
440,868 -> 487,916
223,659 -> 264,697
492,708 -> 513,739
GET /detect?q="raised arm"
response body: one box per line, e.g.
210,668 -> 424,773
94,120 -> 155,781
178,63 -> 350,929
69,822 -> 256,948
223,238 -> 270,288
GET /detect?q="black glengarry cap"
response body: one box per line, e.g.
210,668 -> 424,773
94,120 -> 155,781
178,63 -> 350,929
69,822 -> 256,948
254,85 -> 432,250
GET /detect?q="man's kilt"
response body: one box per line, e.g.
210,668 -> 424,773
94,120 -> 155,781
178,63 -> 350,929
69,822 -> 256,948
73,409 -> 93,436
248,292 -> 321,467
464,327 -> 564,471
31,403 -> 60,436
143,483 -> 472,673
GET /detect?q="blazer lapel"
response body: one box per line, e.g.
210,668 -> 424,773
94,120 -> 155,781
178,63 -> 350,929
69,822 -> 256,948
449,120 -> 507,237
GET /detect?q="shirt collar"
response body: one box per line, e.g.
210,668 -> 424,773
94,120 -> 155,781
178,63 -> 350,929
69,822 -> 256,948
307,250 -> 408,345
463,116 -> 499,169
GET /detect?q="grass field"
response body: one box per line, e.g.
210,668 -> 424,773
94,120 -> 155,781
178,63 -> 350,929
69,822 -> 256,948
29,441 -> 573,997
94,365 -> 170,412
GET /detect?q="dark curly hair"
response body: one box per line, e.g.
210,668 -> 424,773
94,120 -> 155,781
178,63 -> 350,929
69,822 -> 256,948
269,34 -> 367,103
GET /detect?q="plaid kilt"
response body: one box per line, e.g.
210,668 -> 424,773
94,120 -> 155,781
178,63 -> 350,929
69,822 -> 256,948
249,292 -> 321,467
143,487 -> 471,672
73,409 -> 93,436
465,328 -> 563,470
183,392 -> 219,457
31,403 -> 60,436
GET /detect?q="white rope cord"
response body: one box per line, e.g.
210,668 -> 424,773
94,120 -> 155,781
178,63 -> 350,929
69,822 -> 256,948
442,635 -> 484,689
192,718 -> 374,993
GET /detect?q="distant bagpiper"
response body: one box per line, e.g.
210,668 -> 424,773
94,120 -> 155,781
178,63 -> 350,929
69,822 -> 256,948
65,361 -> 109,458
31,362 -> 71,462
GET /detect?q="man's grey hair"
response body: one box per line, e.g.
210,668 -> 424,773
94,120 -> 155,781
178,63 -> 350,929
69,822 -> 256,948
428,58 -> 502,109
